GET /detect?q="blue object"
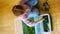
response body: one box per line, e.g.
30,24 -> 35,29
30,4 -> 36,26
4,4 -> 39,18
35,22 -> 43,34
34,16 -> 43,34
26,0 -> 38,7
28,8 -> 40,18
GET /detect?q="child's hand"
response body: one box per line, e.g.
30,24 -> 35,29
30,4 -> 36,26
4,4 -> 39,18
40,18 -> 44,21
37,18 -> 45,23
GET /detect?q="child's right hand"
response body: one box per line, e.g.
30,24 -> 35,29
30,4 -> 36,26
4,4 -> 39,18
37,18 -> 45,23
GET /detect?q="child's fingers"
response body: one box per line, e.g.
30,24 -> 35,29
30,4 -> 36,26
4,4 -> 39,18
38,18 -> 45,23
40,18 -> 44,21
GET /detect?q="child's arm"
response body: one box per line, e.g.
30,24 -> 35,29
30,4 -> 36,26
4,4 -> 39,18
36,18 -> 44,23
20,9 -> 44,27
22,17 -> 44,27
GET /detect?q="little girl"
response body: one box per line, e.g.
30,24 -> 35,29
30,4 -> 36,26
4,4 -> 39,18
12,4 -> 44,27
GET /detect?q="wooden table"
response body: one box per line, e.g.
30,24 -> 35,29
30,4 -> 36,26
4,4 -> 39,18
0,0 -> 60,34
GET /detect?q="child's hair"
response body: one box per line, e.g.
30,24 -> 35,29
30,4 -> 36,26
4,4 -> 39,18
12,5 -> 25,16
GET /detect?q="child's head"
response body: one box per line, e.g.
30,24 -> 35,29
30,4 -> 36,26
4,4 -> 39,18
12,5 -> 26,16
